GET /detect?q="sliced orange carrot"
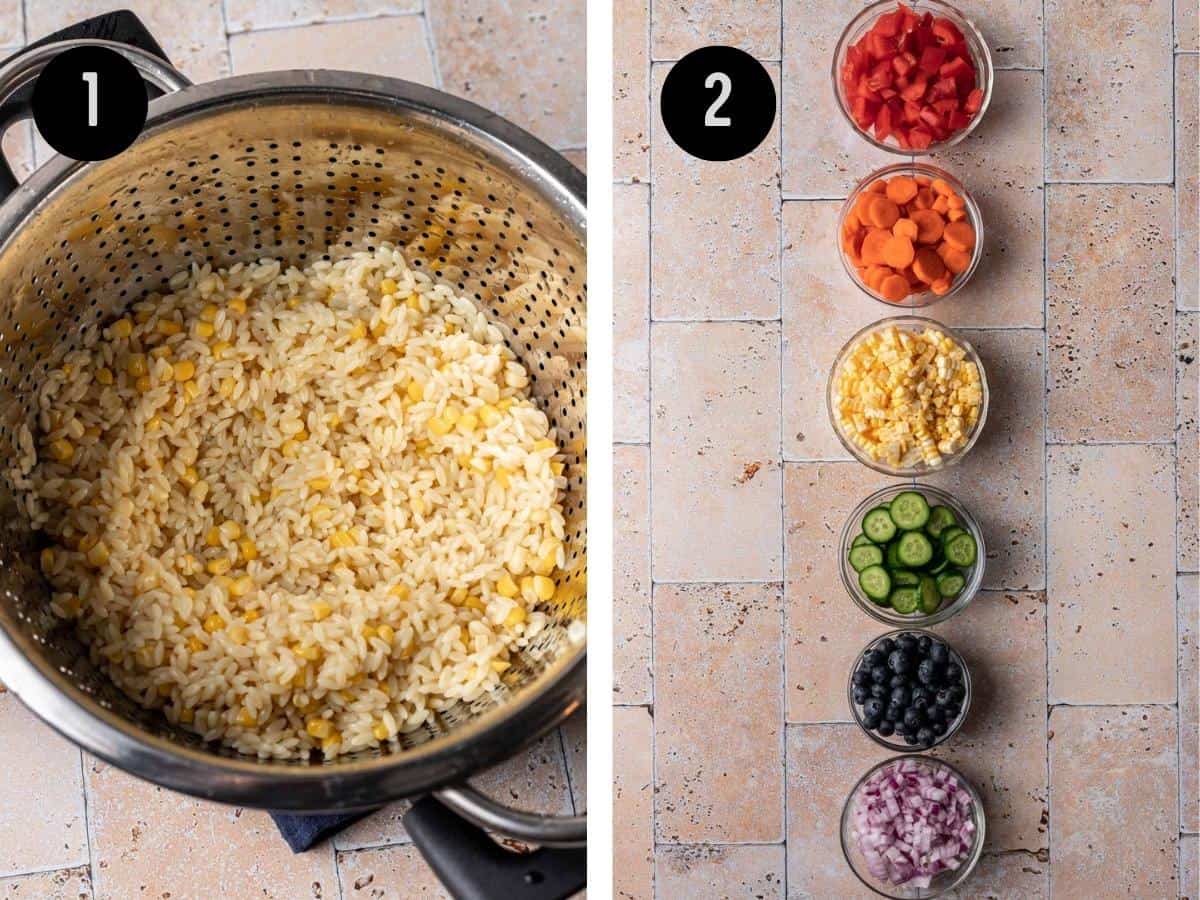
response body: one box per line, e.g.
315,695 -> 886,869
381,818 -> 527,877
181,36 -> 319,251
932,195 -> 950,214
843,211 -> 861,232
860,228 -> 892,266
912,247 -> 946,283
946,192 -> 966,210
867,179 -> 888,194
882,234 -> 915,269
854,194 -> 875,224
910,209 -> 945,244
885,175 -> 919,205
946,207 -> 967,222
878,274 -> 910,302
929,276 -> 953,295
943,220 -> 975,251
930,178 -> 955,197
914,175 -> 932,187
864,265 -> 891,290
866,195 -> 901,229
939,243 -> 971,274
892,218 -> 919,241
911,187 -> 936,210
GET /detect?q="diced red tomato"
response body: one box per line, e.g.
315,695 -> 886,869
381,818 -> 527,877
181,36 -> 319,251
918,45 -> 946,74
963,88 -> 983,114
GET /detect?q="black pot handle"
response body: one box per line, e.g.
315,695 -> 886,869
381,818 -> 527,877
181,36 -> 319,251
404,795 -> 586,900
0,9 -> 187,198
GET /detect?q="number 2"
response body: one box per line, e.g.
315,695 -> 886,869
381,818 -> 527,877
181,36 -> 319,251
704,72 -> 732,127
82,71 -> 98,127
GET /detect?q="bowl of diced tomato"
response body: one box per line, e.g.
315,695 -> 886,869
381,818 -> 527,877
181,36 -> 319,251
838,162 -> 982,307
833,0 -> 992,153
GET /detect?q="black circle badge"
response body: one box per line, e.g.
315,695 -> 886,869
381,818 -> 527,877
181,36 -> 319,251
660,46 -> 776,162
32,46 -> 149,161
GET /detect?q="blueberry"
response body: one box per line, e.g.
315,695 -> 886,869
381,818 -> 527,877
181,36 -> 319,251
897,634 -> 919,653
911,694 -> 931,714
935,688 -> 954,707
929,642 -> 949,664
931,719 -> 949,735
852,668 -> 872,687
877,638 -> 897,656
926,704 -> 945,723
903,708 -> 922,730
864,649 -> 886,669
916,635 -> 932,655
876,719 -> 895,737
948,684 -> 966,703
946,661 -> 963,683
911,685 -> 932,705
944,702 -> 961,719
870,682 -> 889,699
890,685 -> 911,706
863,715 -> 881,730
863,698 -> 884,720
887,650 -> 912,674
904,731 -> 920,745
871,664 -> 890,684
890,674 -> 908,689
885,702 -> 905,722
852,686 -> 869,705
917,659 -> 943,685
915,727 -> 934,746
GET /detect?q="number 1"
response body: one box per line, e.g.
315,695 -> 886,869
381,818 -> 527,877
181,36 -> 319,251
704,72 -> 732,127
82,71 -> 98,127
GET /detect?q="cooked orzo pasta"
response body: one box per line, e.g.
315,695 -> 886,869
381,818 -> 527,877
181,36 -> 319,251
11,244 -> 568,758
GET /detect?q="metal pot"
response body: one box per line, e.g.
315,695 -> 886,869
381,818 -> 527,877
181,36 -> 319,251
0,11 -> 585,898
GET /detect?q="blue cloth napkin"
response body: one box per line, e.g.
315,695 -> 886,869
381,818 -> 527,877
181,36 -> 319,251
271,811 -> 375,852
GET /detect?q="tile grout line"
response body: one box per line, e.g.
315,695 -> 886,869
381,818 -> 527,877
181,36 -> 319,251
419,1 -> 444,92
1041,1 -> 1053,893
777,2 -> 788,884
644,3 -> 657,892
80,753 -> 96,900
556,726 -> 578,816
224,9 -> 426,39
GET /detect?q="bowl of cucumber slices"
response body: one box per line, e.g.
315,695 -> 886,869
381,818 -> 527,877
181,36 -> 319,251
840,484 -> 984,626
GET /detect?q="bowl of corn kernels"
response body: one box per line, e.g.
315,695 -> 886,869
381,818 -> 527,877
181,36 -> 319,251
826,316 -> 988,476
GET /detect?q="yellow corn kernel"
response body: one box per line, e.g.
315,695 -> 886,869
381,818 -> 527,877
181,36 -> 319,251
532,438 -> 556,453
550,461 -> 565,476
230,575 -> 254,599
279,439 -> 299,457
490,659 -> 511,674
172,359 -> 195,382
173,467 -> 198,493
377,624 -> 395,644
95,367 -> 114,386
329,530 -> 355,549
218,377 -> 235,398
469,457 -> 491,475
532,575 -> 555,601
307,477 -> 331,491
372,721 -> 391,741
348,320 -> 368,341
220,520 -> 242,541
305,717 -> 334,740
243,609 -> 260,623
205,557 -> 231,576
127,353 -> 148,377
199,303 -> 218,323
205,526 -> 222,547
310,504 -> 332,524
146,415 -> 162,431
411,495 -> 426,517
321,733 -> 342,753
238,538 -> 258,562
110,318 -> 133,339
40,547 -> 55,572
48,438 -> 75,462
84,540 -> 109,567
178,706 -> 195,724
427,416 -> 452,436
236,706 -> 256,727
210,341 -> 232,360
156,682 -> 174,698
181,379 -> 200,402
311,601 -> 333,621
406,379 -> 424,403
496,397 -> 515,412
380,278 -> 399,295
150,345 -> 172,360
135,376 -> 153,394
504,604 -> 527,628
362,624 -> 378,640
389,583 -> 410,600
406,293 -> 422,311
293,642 -> 322,661
450,587 -> 468,606
478,404 -> 502,428
464,595 -> 487,612
156,318 -> 182,336
496,574 -> 519,598
442,405 -> 462,426
228,296 -> 247,315
194,321 -> 215,339
226,623 -> 249,645
493,467 -> 512,489
456,413 -> 478,434
203,613 -> 225,634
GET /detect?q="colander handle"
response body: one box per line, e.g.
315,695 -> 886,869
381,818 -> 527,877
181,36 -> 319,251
0,10 -> 192,199
405,794 -> 585,900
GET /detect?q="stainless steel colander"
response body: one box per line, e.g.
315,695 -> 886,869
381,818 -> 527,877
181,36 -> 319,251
0,18 -> 585,856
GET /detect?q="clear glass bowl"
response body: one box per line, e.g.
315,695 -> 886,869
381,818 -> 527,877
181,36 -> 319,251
837,162 -> 984,309
846,628 -> 972,751
826,315 -> 989,477
840,483 -> 985,627
841,754 -> 986,898
832,0 -> 994,155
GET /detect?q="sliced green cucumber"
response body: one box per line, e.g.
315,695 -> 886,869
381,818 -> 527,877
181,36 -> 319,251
891,569 -> 920,587
849,544 -> 884,572
886,540 -> 903,569
889,586 -> 920,614
851,533 -> 874,549
889,491 -> 930,530
939,525 -> 967,548
896,531 -> 934,568
929,556 -> 951,575
943,532 -> 977,567
862,507 -> 897,544
918,575 -> 942,614
936,570 -> 967,598
925,505 -> 958,538
859,565 -> 892,603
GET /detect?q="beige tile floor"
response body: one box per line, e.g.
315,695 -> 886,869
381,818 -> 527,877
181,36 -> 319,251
0,2 -> 584,898
614,1 -> 1198,896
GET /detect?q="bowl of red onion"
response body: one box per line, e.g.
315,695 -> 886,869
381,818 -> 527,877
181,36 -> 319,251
840,755 -> 985,897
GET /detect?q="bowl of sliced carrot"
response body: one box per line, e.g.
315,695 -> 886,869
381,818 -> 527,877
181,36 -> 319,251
838,162 -> 982,307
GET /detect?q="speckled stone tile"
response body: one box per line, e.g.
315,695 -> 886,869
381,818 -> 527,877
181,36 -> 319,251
560,148 -> 586,171
942,852 -> 1049,899
614,0 -> 649,182
27,1 -> 229,84
654,583 -> 783,843
0,122 -> 35,183
654,845 -> 785,898
650,64 -> 780,320
0,867 -> 91,900
427,0 -> 585,151
85,757 -> 337,899
225,0 -> 420,31
1183,834 -> 1199,900
1181,313 -> 1199,571
0,5 -> 17,48
229,15 -> 436,83
1181,574 -> 1199,833
926,330 -> 1046,591
650,0 -> 780,60
650,321 -> 782,581
1048,705 -> 1178,898
782,461 -> 892,722
1047,443 -> 1176,704
0,695 -> 86,877
931,591 -> 1049,852
561,710 -> 586,812
1046,185 -> 1175,443
781,0 -> 895,197
931,71 -> 1045,329
615,182 -> 650,444
969,0 -> 1043,69
780,201 -> 888,461
785,723 -> 891,898
1179,55 -> 1199,312
1045,0 -> 1173,181
614,444 -> 651,704
333,732 -> 572,850
1179,0 -> 1200,51
614,706 -> 653,900
336,845 -> 449,898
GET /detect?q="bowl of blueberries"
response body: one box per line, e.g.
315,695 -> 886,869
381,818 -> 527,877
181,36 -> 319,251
848,629 -> 970,750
